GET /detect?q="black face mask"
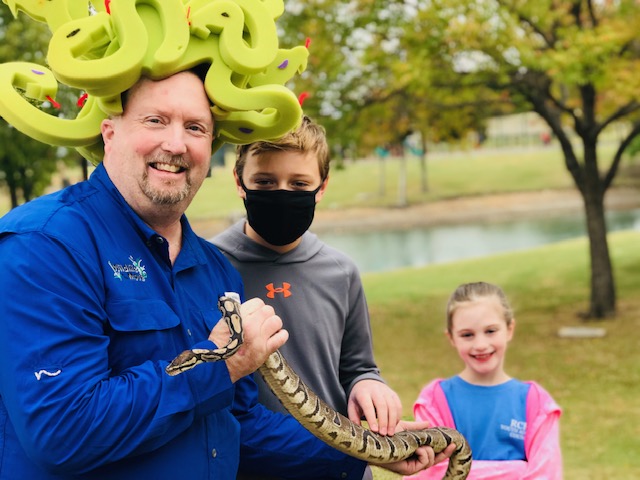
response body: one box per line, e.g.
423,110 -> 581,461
241,180 -> 323,246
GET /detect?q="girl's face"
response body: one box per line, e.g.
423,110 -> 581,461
446,296 -> 515,385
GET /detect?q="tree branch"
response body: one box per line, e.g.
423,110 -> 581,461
603,120 -> 640,190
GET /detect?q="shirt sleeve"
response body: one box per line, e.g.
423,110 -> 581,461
522,382 -> 563,479
232,373 -> 367,479
405,380 -> 455,480
413,379 -> 454,428
340,267 -> 383,396
0,233 -> 235,474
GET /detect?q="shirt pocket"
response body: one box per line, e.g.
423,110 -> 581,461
105,300 -> 181,373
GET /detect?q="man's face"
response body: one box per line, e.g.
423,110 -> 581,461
101,71 -> 214,216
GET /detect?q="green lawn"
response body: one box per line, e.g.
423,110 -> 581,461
366,231 -> 640,479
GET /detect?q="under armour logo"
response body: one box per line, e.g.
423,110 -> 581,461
266,282 -> 292,298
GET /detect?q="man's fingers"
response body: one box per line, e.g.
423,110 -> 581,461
266,328 -> 289,352
239,298 -> 261,315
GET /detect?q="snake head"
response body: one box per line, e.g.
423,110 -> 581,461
2,0 -> 90,32
165,350 -> 200,376
1,63 -> 58,101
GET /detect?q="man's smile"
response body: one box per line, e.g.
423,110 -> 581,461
150,162 -> 186,174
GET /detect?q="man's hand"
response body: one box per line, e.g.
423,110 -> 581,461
372,420 -> 456,475
209,298 -> 288,382
347,379 -> 402,435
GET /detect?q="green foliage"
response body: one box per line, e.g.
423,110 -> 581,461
366,231 -> 640,479
0,7 -> 79,207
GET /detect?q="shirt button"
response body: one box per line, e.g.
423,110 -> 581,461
341,473 -> 347,479
211,448 -> 217,458
155,236 -> 164,244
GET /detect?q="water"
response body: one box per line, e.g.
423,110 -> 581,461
317,209 -> 640,273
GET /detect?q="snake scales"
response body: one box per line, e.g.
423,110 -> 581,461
166,296 -> 472,479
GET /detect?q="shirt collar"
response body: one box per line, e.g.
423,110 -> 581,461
89,163 -> 208,270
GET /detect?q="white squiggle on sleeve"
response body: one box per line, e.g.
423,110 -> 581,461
34,369 -> 62,380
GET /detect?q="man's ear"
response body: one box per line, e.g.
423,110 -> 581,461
233,168 -> 245,199
101,118 -> 115,147
315,176 -> 329,203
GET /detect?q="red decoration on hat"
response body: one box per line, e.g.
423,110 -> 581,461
298,91 -> 309,106
77,93 -> 88,107
46,96 -> 61,109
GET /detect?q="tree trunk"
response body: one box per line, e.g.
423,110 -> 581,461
9,183 -> 18,209
582,189 -> 616,318
378,154 -> 385,197
397,154 -> 408,207
580,139 -> 616,319
419,130 -> 428,193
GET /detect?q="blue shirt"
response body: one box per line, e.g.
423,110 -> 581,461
0,164 -> 364,480
441,376 -> 530,461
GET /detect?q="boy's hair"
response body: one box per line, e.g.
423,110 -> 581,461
235,115 -> 330,181
446,282 -> 514,333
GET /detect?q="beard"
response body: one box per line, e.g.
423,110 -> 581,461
141,154 -> 192,205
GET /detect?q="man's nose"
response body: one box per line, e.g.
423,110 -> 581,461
161,126 -> 188,155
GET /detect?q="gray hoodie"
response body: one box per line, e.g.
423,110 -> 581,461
212,220 -> 383,416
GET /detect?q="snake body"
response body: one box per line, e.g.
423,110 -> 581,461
166,296 -> 472,479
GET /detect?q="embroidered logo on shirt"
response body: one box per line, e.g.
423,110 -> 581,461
500,419 -> 527,440
34,369 -> 61,380
265,282 -> 292,298
108,256 -> 148,282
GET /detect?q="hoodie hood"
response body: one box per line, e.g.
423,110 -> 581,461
211,220 -> 324,265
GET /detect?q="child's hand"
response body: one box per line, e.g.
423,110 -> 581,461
371,420 -> 456,475
347,379 -> 403,435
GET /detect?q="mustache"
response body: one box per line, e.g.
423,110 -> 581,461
146,153 -> 189,169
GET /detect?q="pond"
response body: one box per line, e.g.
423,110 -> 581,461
316,208 -> 640,273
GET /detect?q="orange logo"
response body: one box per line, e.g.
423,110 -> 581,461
266,282 -> 292,298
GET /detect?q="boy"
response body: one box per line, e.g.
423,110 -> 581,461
213,116 -> 402,480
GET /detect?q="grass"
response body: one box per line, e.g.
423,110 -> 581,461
365,231 -> 640,479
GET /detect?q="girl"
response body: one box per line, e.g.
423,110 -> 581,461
405,282 -> 562,479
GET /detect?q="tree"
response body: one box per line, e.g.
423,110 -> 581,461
279,0 -> 493,200
0,7 -> 76,207
406,0 -> 640,318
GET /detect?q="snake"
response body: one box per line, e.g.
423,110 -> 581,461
166,296 -> 472,480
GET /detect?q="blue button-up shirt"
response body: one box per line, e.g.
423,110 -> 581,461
0,164 -> 364,480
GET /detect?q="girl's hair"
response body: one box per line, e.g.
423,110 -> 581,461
234,115 -> 330,181
446,282 -> 514,333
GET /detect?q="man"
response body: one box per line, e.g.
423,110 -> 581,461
0,71 -> 452,479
